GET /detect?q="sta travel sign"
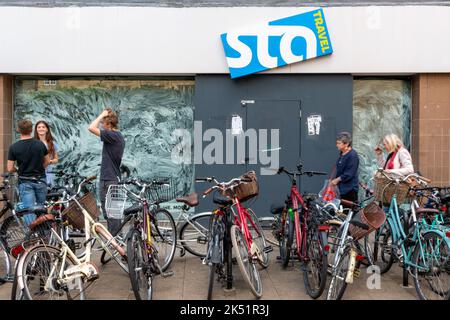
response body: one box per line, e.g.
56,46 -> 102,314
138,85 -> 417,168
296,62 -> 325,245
221,9 -> 333,79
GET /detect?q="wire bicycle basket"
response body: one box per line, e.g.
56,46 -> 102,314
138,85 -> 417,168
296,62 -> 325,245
105,185 -> 128,219
147,177 -> 179,203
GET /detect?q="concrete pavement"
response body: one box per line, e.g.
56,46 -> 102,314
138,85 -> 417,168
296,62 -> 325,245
0,241 -> 418,300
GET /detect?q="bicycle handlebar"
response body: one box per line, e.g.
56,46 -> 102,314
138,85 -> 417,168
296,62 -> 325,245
377,169 -> 430,185
277,166 -> 327,177
196,176 -> 251,198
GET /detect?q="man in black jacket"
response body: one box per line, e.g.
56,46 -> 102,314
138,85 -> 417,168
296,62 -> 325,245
89,108 -> 125,234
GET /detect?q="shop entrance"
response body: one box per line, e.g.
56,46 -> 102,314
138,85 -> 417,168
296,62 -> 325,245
195,74 -> 353,216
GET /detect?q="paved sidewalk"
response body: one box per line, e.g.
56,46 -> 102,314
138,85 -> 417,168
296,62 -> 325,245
0,244 -> 418,300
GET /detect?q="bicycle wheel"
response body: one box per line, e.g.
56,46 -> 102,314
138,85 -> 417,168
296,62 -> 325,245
11,254 -> 26,300
303,228 -> 327,299
326,222 -> 342,275
127,228 -> 153,300
207,262 -> 216,300
0,215 -> 27,253
0,246 -> 10,282
100,215 -> 132,265
95,224 -> 129,274
365,222 -> 393,274
412,232 -> 450,300
247,208 -> 270,268
152,208 -> 177,272
19,245 -> 85,300
326,245 -> 351,300
279,213 -> 294,268
179,212 -> 211,258
230,225 -> 262,298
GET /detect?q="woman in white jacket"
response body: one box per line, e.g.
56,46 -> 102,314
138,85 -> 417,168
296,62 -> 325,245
375,133 -> 414,176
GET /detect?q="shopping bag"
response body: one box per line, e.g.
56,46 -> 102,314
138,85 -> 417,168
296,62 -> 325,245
318,179 -> 340,206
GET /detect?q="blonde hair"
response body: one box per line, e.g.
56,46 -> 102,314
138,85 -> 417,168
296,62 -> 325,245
383,133 -> 404,153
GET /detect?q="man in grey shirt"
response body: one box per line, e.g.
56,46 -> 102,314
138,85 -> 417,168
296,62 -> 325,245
89,108 -> 125,234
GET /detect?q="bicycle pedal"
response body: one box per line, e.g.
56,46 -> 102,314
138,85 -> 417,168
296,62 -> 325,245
161,271 -> 174,278
86,274 -> 99,282
263,245 -> 273,254
353,268 -> 361,278
197,237 -> 208,245
179,248 -> 186,258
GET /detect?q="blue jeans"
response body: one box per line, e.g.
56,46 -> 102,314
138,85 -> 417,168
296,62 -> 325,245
18,180 -> 48,227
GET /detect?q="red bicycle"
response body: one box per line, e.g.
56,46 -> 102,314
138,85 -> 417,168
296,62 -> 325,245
275,164 -> 330,298
201,171 -> 272,298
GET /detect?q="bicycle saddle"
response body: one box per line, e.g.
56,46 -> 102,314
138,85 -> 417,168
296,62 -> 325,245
213,191 -> 232,207
270,204 -> 284,215
176,192 -> 199,207
415,207 -> 440,216
29,213 -> 56,230
124,204 -> 143,216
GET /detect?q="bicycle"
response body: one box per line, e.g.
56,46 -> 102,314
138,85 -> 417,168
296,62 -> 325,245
196,181 -> 234,300
14,175 -> 129,300
199,172 -> 271,298
112,178 -> 177,300
368,170 -> 450,300
273,164 -> 329,299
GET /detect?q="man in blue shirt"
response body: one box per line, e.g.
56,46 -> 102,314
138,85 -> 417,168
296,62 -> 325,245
331,132 -> 359,204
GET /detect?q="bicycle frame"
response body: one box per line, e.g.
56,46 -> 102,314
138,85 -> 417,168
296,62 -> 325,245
16,195 -> 125,293
231,198 -> 258,258
383,193 -> 450,271
290,185 -> 309,260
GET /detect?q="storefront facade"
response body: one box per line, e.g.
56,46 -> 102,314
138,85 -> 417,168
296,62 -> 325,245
0,2 -> 449,215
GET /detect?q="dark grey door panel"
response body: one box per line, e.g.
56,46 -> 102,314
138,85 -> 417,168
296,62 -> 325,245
245,100 -> 301,215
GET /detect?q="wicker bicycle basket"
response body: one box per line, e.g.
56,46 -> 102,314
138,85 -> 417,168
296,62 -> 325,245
62,191 -> 100,230
374,171 -> 411,206
348,201 -> 386,240
223,171 -> 259,202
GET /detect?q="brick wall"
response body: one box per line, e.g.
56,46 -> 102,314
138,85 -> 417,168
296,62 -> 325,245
412,74 -> 450,186
0,75 -> 13,174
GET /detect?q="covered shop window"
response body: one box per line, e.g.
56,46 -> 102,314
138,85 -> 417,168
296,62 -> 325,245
13,77 -> 195,207
353,79 -> 412,191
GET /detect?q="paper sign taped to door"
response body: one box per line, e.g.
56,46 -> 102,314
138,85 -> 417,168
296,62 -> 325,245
307,115 -> 322,135
231,115 -> 243,135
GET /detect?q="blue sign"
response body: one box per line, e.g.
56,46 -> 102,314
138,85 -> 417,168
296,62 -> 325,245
221,9 -> 333,79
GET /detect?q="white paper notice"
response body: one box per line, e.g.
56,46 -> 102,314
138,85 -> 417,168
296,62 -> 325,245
231,115 -> 243,135
307,115 -> 322,135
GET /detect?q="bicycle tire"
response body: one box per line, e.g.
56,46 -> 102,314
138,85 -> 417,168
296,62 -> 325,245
280,213 -> 294,268
179,212 -> 211,258
152,208 -> 177,272
365,222 -> 393,274
412,231 -> 450,300
303,228 -> 328,299
207,262 -> 216,300
230,225 -> 262,298
19,245 -> 85,300
100,215 -> 132,265
11,255 -> 25,300
247,208 -> 270,268
127,228 -> 153,300
326,245 -> 351,300
0,247 -> 10,282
